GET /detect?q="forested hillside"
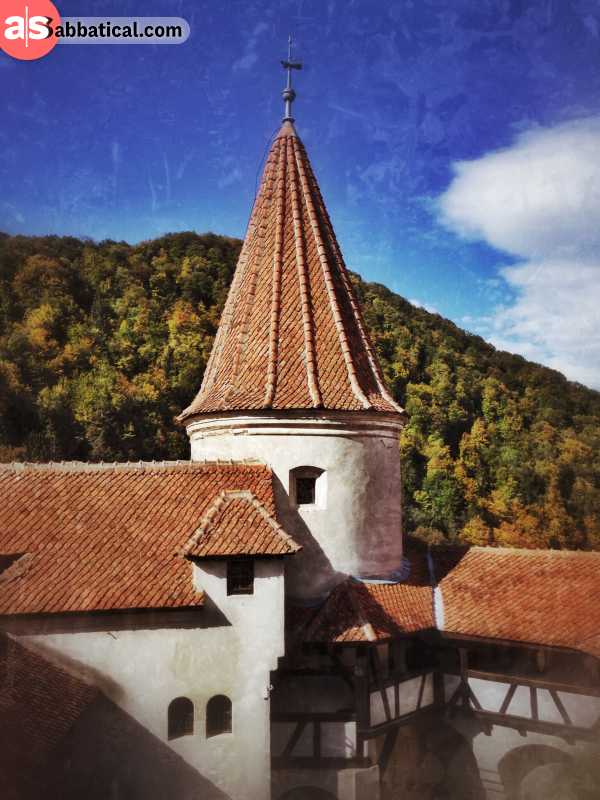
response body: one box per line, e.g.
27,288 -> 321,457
1,231 -> 599,550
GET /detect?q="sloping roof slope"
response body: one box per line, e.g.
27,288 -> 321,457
181,490 -> 300,557
0,461 -> 291,616
432,546 -> 600,659
0,633 -> 99,792
179,121 -> 404,420
301,545 -> 600,659
300,552 -> 434,643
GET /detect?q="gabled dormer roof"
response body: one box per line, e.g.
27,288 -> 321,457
0,460 -> 296,616
180,489 -> 301,558
179,121 -> 404,421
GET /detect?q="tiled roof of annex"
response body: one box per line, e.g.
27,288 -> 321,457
0,633 -> 99,783
178,121 -> 404,421
0,460 -> 298,616
299,545 -> 600,660
432,545 -> 600,660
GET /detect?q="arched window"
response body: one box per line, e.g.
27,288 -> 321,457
206,694 -> 232,737
168,696 -> 194,740
290,467 -> 326,508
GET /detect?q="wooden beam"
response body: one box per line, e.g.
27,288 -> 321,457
530,687 -> 538,721
360,706 -> 437,739
474,710 -> 597,741
313,721 -> 321,758
467,684 -> 483,711
447,681 -> 465,710
466,668 -> 600,698
416,673 -> 426,709
271,756 -> 371,771
370,668 -> 434,692
277,667 -> 350,679
282,721 -> 307,758
549,689 -> 572,726
354,648 -> 370,736
272,711 -> 356,722
442,631 -> 582,656
370,647 -> 392,721
499,683 -> 517,714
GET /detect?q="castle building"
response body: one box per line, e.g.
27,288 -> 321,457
1,58 -> 600,800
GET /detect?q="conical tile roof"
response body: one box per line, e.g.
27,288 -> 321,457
179,121 -> 404,421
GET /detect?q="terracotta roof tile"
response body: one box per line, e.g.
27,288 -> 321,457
179,120 -> 404,421
0,633 -> 99,777
433,546 -> 600,659
301,546 -> 600,659
301,552 -> 434,644
0,461 -> 290,615
181,490 -> 300,558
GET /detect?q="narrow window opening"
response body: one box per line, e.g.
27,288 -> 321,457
296,476 -> 316,505
168,696 -> 194,740
227,558 -> 254,595
206,695 -> 232,737
290,466 -> 326,509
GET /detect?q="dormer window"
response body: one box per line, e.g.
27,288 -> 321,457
290,467 -> 326,509
227,558 -> 254,595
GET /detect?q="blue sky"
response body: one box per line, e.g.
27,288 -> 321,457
2,0 -> 600,387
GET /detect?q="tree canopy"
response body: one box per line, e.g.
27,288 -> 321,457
1,230 -> 599,550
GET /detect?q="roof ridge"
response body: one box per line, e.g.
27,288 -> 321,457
287,134 -> 322,407
431,544 -> 600,559
300,148 -> 404,413
345,579 -> 377,642
291,136 -> 371,410
0,459 -> 269,473
263,135 -> 287,407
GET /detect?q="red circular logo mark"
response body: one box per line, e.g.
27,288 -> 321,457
1,0 -> 60,60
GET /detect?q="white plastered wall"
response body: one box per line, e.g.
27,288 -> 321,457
20,558 -> 286,800
187,412 -> 404,598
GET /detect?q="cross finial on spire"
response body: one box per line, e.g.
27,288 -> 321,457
281,34 -> 302,122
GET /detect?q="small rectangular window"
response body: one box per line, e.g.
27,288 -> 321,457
227,559 -> 254,595
296,476 -> 316,505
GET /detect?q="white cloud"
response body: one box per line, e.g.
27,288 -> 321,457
410,298 -> 439,315
438,117 -> 600,389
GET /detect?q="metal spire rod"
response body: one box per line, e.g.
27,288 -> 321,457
281,34 -> 302,122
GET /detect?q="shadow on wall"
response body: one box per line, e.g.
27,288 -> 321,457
52,694 -> 231,800
271,472 -> 344,598
498,744 -> 571,800
0,634 -> 231,800
380,718 -> 486,800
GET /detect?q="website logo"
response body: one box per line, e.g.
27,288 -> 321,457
0,3 -> 190,60
1,0 -> 60,60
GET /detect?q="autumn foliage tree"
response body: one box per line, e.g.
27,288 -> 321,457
1,231 -> 599,551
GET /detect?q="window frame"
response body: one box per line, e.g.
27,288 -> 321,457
227,558 -> 254,596
290,466 -> 326,509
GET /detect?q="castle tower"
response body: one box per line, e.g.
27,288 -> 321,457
179,56 -> 405,598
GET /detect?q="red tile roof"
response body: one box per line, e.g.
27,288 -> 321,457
301,553 -> 434,643
0,633 -> 99,782
433,546 -> 600,659
181,490 -> 300,557
0,461 -> 295,616
300,546 -> 600,659
179,121 -> 404,421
